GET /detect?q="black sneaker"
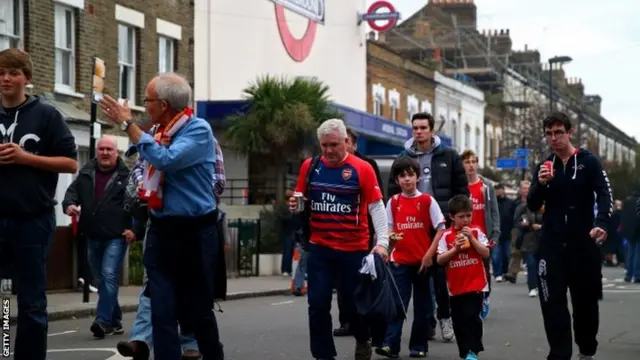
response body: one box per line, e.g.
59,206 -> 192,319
333,324 -> 351,337
90,321 -> 114,339
113,324 -> 124,335
117,340 -> 150,360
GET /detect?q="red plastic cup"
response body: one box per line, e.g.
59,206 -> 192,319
544,160 -> 554,177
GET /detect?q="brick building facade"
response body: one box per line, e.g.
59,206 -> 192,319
8,0 -> 194,156
367,39 -> 435,126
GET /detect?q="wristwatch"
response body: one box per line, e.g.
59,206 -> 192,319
121,120 -> 133,132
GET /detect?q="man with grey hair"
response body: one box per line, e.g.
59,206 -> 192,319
100,73 -> 224,360
289,118 -> 389,360
62,135 -> 132,338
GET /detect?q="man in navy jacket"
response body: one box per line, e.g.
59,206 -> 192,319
528,112 -> 612,360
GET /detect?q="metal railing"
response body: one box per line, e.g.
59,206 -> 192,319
225,219 -> 262,277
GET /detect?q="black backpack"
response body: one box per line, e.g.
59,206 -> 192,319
298,156 -> 321,249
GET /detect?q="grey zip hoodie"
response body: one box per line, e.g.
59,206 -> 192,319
403,135 -> 442,197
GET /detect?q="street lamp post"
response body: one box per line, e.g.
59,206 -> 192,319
548,55 -> 573,112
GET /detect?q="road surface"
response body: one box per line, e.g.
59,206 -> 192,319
4,267 -> 639,359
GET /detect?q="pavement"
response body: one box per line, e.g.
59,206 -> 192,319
3,267 -> 640,359
5,276 -> 292,324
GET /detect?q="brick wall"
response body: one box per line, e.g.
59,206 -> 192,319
24,0 -> 194,124
366,41 -> 436,124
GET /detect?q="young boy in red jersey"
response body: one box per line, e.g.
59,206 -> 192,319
375,157 -> 445,359
461,149 -> 500,320
437,195 -> 491,360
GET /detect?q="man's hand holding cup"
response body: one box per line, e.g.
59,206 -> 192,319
538,161 -> 554,185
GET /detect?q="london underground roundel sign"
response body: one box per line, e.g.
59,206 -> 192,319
273,0 -> 325,63
362,1 -> 400,32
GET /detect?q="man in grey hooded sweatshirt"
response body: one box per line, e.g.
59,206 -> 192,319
388,112 -> 468,342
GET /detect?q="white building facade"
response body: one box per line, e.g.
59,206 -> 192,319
434,72 -> 486,167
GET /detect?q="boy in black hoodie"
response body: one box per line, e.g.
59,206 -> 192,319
0,49 -> 78,360
527,112 -> 611,360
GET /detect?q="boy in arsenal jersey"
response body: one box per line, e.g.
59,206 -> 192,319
375,158 -> 445,359
461,149 -> 500,320
437,195 -> 490,360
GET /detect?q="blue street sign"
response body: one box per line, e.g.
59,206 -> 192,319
360,12 -> 401,21
515,148 -> 530,157
518,158 -> 528,168
496,158 -> 518,169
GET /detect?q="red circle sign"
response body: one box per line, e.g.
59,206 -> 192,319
274,4 -> 317,63
367,1 -> 398,32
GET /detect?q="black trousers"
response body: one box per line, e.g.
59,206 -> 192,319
537,239 -> 601,360
429,262 -> 451,329
450,292 -> 484,358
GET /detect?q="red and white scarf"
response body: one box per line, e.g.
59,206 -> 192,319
138,107 -> 193,210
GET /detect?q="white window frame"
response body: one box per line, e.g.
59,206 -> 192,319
118,23 -> 137,105
475,127 -> 481,154
158,35 -> 175,73
0,0 -> 23,50
388,89 -> 400,122
372,83 -> 386,117
54,4 -> 76,92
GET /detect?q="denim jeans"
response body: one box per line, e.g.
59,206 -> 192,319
293,243 -> 307,290
306,243 -> 370,359
87,237 -> 127,326
144,212 -> 223,360
0,210 -> 56,360
383,263 -> 433,354
491,240 -> 511,277
523,251 -> 538,291
130,283 -> 198,351
626,242 -> 640,281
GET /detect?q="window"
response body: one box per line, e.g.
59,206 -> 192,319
158,36 -> 175,73
475,127 -> 481,154
55,5 -> 75,90
118,24 -> 136,103
373,95 -> 383,116
390,104 -> 398,121
0,0 -> 21,49
451,120 -> 458,148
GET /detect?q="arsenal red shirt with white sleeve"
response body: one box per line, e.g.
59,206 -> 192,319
437,225 -> 489,296
386,191 -> 445,265
295,154 -> 383,251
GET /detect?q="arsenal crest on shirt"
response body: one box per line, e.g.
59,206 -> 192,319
342,168 -> 352,180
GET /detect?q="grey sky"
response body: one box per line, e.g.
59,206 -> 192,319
367,0 -> 640,139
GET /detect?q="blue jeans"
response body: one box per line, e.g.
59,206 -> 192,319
383,263 -> 432,354
306,243 -> 370,359
87,237 -> 127,326
144,212 -> 223,360
626,242 -> 640,281
130,283 -> 198,351
524,251 -> 538,290
0,211 -> 55,360
491,240 -> 510,277
293,243 -> 307,290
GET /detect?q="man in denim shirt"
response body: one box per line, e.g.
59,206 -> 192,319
100,73 -> 224,360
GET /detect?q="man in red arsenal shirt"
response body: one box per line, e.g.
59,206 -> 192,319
289,119 -> 389,360
461,150 -> 500,320
375,157 -> 445,359
437,195 -> 490,360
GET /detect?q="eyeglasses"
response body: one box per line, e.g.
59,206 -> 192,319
544,130 -> 567,138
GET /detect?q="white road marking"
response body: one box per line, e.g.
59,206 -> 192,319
10,348 -> 126,359
270,300 -> 294,306
602,283 -> 615,288
603,289 -> 640,293
48,330 -> 77,337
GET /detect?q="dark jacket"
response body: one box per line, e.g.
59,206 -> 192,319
387,138 -> 468,216
0,95 -> 78,216
528,148 -> 612,244
355,151 -> 384,249
62,158 -> 132,239
621,192 -> 640,242
497,196 -> 517,243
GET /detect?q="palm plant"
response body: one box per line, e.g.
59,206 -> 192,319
226,75 -> 342,202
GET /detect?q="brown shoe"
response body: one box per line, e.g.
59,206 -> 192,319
182,349 -> 201,360
117,340 -> 150,360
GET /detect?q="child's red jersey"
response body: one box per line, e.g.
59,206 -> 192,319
437,225 -> 489,296
386,191 -> 445,265
295,154 -> 383,251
